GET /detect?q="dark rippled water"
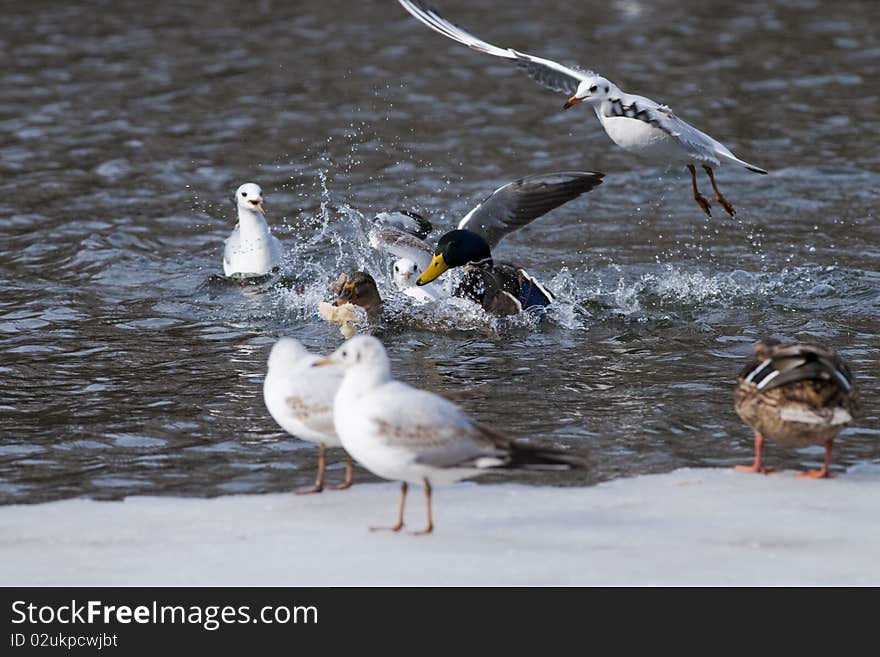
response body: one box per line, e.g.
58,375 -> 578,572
1,0 -> 878,504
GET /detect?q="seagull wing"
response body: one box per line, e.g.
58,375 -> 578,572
398,0 -> 593,96
609,92 -> 763,169
373,210 -> 433,240
368,225 -> 435,270
365,382 -> 512,468
458,171 -> 604,249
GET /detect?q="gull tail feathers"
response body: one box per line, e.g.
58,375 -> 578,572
507,442 -> 586,471
718,151 -> 768,175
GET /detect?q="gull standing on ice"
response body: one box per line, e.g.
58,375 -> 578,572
314,335 -> 582,534
223,182 -> 283,278
263,337 -> 355,493
397,0 -> 767,217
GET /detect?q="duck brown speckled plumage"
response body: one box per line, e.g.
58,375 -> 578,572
733,339 -> 862,478
329,271 -> 382,321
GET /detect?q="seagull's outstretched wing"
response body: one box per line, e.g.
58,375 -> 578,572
398,0 -> 593,96
373,210 -> 433,240
369,225 -> 434,271
458,171 -> 603,249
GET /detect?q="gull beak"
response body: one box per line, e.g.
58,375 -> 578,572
416,253 -> 448,286
563,96 -> 583,110
312,356 -> 334,368
251,198 -> 265,215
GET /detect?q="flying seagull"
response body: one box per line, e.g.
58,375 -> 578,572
397,0 -> 767,217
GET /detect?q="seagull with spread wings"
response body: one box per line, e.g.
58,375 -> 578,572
370,170 -> 604,316
397,0 -> 767,217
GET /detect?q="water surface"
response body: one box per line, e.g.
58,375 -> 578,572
1,0 -> 878,503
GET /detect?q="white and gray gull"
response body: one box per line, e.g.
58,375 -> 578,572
397,0 -> 767,217
314,335 -> 583,534
263,337 -> 355,493
223,182 -> 283,278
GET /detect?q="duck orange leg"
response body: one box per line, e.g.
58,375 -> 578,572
702,165 -> 736,217
736,433 -> 780,474
688,164 -> 712,217
796,439 -> 835,479
296,443 -> 326,494
370,481 -> 407,532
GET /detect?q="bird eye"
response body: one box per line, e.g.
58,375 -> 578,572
394,265 -> 399,272
589,85 -> 597,92
241,191 -> 247,197
604,85 -> 609,93
341,350 -> 347,358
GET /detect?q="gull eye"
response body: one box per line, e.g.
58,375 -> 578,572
241,191 -> 247,197
589,85 -> 597,92
394,265 -> 399,272
341,350 -> 347,358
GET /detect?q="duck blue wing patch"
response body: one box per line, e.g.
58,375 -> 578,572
518,269 -> 554,310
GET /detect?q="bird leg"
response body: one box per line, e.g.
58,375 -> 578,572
735,433 -> 780,474
702,165 -> 736,217
296,443 -> 326,494
796,439 -> 836,479
370,481 -> 407,532
687,164 -> 712,216
411,479 -> 434,535
332,454 -> 354,490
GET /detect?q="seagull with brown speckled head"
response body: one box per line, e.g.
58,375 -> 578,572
397,0 -> 767,217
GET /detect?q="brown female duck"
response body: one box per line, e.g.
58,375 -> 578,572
734,339 -> 861,478
329,271 -> 383,320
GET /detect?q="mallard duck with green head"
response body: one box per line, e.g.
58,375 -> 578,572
371,171 -> 603,316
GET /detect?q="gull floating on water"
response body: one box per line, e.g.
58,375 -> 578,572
734,339 -> 862,479
263,337 -> 354,493
397,0 -> 767,217
371,211 -> 448,303
370,171 -> 603,316
223,182 -> 283,278
314,335 -> 582,534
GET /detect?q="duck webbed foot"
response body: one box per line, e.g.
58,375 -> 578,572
734,433 -> 780,474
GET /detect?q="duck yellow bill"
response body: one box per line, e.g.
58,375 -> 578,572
416,253 -> 448,286
563,96 -> 582,110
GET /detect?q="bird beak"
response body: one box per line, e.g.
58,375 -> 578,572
312,356 -> 334,368
563,96 -> 583,110
251,198 -> 265,215
333,283 -> 356,305
416,253 -> 448,286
